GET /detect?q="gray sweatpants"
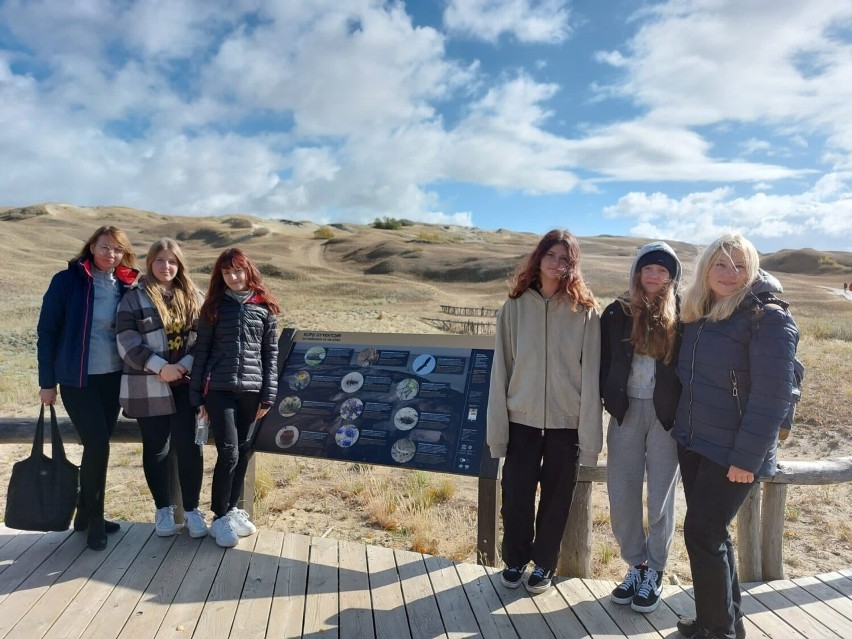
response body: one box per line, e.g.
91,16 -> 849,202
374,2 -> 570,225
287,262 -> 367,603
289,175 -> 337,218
606,397 -> 680,572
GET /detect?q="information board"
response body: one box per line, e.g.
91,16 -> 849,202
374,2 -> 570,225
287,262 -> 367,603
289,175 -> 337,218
253,330 -> 498,478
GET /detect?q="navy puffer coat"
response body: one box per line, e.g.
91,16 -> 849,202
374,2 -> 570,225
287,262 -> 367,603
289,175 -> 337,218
189,292 -> 278,407
672,271 -> 798,477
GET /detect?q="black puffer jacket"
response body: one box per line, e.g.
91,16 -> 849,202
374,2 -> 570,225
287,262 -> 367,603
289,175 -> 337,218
600,299 -> 682,429
189,293 -> 278,407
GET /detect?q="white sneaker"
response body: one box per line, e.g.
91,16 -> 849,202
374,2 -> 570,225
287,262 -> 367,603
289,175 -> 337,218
155,506 -> 181,537
211,515 -> 239,548
184,508 -> 209,539
227,507 -> 257,537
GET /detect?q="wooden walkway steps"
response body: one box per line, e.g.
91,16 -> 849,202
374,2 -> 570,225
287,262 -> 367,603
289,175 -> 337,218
2,523 -> 851,638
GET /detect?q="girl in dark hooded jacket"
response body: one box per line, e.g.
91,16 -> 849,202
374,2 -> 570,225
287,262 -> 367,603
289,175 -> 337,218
190,248 -> 279,548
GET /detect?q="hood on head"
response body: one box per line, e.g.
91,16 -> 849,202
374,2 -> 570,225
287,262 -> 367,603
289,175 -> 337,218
628,241 -> 682,296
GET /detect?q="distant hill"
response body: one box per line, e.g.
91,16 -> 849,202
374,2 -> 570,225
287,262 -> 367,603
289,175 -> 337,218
760,248 -> 852,275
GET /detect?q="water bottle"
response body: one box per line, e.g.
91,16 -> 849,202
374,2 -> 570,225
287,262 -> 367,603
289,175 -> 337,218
194,412 -> 209,446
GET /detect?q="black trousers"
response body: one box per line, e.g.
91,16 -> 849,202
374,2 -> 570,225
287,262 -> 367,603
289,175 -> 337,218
60,372 -> 122,526
137,385 -> 203,510
500,422 -> 580,571
679,445 -> 754,639
205,390 -> 259,517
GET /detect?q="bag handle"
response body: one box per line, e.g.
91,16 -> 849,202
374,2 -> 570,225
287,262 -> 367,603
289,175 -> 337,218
48,404 -> 69,462
32,404 -> 68,462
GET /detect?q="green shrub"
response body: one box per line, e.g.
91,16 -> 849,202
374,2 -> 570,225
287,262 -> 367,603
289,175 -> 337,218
314,226 -> 336,240
372,217 -> 403,230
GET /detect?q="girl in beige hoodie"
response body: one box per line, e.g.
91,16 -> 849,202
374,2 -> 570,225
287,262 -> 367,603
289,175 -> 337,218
487,229 -> 602,593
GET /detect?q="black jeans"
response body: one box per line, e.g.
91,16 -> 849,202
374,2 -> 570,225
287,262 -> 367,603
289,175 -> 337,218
205,390 -> 259,517
60,372 -> 122,526
137,385 -> 203,511
678,445 -> 755,639
500,422 -> 580,571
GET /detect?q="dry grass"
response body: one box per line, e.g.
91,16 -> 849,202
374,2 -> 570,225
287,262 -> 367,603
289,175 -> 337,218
0,204 -> 850,583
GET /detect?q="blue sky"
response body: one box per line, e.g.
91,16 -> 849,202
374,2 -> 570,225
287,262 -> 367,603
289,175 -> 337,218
1,0 -> 851,252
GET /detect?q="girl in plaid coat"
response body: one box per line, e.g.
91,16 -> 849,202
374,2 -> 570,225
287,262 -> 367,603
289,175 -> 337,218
116,238 -> 208,539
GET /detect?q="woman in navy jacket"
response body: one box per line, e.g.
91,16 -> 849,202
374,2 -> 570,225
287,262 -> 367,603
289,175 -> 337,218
190,248 -> 279,548
37,226 -> 139,550
672,234 -> 798,639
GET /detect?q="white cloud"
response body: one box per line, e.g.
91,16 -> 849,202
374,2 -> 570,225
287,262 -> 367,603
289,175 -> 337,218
444,0 -> 571,43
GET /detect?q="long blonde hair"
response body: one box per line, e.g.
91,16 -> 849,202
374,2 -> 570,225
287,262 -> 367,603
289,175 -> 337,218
77,225 -> 137,269
681,233 -> 760,323
143,238 -> 200,330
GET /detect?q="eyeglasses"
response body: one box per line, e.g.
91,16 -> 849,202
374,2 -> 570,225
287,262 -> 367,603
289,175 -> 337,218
94,244 -> 125,256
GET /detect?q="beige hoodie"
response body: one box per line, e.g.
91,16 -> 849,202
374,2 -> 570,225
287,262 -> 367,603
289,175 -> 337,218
486,288 -> 603,467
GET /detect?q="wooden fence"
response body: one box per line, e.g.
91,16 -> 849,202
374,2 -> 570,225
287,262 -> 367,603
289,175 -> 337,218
1,416 -> 850,583
439,305 -> 499,318
420,317 -> 496,335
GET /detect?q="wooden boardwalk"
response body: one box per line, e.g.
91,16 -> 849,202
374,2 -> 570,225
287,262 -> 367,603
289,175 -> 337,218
2,523 -> 852,638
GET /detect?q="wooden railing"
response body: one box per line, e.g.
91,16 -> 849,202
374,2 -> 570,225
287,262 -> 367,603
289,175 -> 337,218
1,415 -> 850,582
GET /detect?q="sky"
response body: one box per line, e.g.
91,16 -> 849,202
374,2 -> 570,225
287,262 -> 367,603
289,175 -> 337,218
1,0 -> 851,253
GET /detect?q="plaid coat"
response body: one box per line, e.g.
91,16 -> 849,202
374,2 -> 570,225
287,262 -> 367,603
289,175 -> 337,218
116,284 -> 204,417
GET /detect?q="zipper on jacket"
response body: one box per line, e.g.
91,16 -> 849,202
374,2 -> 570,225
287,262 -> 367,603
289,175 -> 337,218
730,369 -> 742,418
686,319 -> 706,446
78,274 -> 93,386
238,300 -> 245,383
543,296 -> 549,433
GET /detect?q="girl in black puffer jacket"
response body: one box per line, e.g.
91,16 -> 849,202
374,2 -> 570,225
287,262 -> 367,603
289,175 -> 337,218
190,248 -> 279,548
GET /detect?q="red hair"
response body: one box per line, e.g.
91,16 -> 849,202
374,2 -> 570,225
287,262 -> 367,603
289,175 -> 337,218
509,229 -> 598,311
200,248 -> 280,323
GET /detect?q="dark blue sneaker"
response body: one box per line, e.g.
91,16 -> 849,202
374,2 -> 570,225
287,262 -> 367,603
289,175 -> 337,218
525,565 -> 554,593
611,565 -> 646,604
500,564 -> 526,588
631,567 -> 662,612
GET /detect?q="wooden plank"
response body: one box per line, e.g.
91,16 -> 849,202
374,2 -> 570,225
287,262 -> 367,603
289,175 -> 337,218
582,579 -> 660,638
5,525 -> 131,639
454,562 -> 518,639
792,575 -> 852,623
367,543 -> 411,639
554,577 -> 623,638
338,539 -> 375,639
267,532 -> 310,639
117,532 -> 204,639
424,555 -> 482,638
744,581 -> 841,638
527,575 -> 589,639
487,567 -> 555,638
41,524 -> 154,639
767,578 -> 852,636
230,530 -> 285,639
193,533 -> 259,638
0,531 -> 88,636
816,571 -> 852,598
0,524 -> 26,553
153,533 -> 227,639
79,528 -> 179,639
395,549 -> 447,639
656,582 -> 696,622
303,535 -> 339,639
739,582 -> 807,638
0,529 -> 74,603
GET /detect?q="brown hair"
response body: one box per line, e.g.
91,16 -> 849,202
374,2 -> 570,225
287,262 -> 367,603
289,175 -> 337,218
200,248 -> 280,323
622,271 -> 679,364
508,229 -> 598,311
76,225 -> 137,269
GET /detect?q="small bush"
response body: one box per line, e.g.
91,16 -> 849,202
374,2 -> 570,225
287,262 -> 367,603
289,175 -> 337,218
314,226 -> 336,240
372,216 -> 403,230
416,231 -> 442,243
222,216 -> 253,229
252,226 -> 270,237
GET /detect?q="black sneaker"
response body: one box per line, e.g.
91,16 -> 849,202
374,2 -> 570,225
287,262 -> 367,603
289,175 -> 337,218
525,565 -> 554,593
676,616 -> 746,639
631,567 -> 663,612
611,565 -> 646,604
500,564 -> 526,588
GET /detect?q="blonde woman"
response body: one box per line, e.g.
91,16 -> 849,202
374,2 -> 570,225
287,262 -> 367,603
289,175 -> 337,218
672,234 -> 798,639
116,238 -> 207,538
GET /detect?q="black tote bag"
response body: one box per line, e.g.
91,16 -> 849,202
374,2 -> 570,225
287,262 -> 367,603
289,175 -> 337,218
4,404 -> 80,531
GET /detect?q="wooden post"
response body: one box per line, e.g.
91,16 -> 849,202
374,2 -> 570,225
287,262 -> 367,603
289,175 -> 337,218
760,483 -> 787,581
240,455 -> 256,517
736,484 -> 762,582
477,476 -> 499,566
167,448 -> 185,524
557,481 -> 592,577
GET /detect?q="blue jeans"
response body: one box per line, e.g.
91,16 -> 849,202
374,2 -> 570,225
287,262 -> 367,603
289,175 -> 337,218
678,445 -> 754,639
